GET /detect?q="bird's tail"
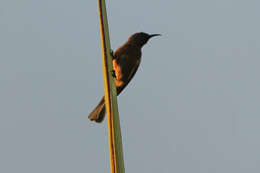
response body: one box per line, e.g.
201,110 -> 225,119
88,97 -> 106,123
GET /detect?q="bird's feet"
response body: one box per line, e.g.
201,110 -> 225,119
110,50 -> 116,78
110,49 -> 115,59
111,70 -> 116,78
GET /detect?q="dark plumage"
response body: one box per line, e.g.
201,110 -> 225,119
88,32 -> 160,123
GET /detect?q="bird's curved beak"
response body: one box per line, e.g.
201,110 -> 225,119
149,34 -> 161,38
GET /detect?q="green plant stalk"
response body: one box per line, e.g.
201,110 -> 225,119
98,0 -> 125,172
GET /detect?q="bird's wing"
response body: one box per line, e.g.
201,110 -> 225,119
116,59 -> 140,95
127,59 -> 140,82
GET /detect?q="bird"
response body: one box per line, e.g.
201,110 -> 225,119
88,32 -> 161,123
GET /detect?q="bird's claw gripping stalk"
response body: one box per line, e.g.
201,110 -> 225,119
110,49 -> 115,59
111,70 -> 116,78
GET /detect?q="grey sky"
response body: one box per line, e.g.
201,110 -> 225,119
1,0 -> 260,172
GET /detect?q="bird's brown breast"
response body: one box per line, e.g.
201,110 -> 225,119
112,45 -> 141,88
113,59 -> 124,87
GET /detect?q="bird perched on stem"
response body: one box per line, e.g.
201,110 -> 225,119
88,32 -> 161,123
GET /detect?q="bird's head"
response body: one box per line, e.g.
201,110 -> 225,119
128,32 -> 161,47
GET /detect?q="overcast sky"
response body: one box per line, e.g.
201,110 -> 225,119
1,0 -> 260,172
